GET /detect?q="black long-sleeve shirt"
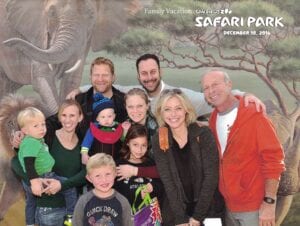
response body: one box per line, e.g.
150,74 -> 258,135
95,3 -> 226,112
114,158 -> 164,210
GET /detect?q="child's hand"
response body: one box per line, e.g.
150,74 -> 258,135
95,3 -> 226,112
141,183 -> 153,199
30,178 -> 43,196
81,153 -> 90,165
121,121 -> 131,133
66,88 -> 81,100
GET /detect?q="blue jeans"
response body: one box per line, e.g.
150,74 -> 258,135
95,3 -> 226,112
43,172 -> 77,214
22,180 -> 37,225
36,207 -> 66,226
22,173 -> 77,224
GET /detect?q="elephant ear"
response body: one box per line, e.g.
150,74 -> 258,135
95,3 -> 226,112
6,0 -> 47,48
91,0 -> 141,52
269,112 -> 292,145
265,100 -> 292,144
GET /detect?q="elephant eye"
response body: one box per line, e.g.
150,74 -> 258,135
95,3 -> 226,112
47,5 -> 56,18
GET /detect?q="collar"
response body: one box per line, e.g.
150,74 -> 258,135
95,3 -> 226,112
217,99 -> 239,116
90,122 -> 123,144
160,80 -> 166,93
92,88 -> 114,99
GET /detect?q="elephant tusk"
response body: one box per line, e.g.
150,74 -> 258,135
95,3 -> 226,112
0,181 -> 6,199
65,59 -> 81,74
48,64 -> 53,71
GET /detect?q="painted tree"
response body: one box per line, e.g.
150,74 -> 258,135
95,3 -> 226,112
106,0 -> 300,225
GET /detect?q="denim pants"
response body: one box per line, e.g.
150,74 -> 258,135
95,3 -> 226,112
43,172 -> 78,214
22,180 -> 37,225
36,207 -> 66,226
22,172 -> 77,224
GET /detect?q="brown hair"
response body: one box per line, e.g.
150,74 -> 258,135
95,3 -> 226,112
136,53 -> 160,72
120,124 -> 148,162
90,57 -> 115,75
125,88 -> 149,105
58,99 -> 83,120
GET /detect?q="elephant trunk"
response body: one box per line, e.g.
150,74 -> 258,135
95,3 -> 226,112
4,13 -> 84,64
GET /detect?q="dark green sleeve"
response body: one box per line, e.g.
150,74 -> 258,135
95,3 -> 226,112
61,166 -> 87,191
44,114 -> 61,149
11,156 -> 29,184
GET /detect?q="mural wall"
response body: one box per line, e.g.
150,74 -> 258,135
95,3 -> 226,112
0,0 -> 299,225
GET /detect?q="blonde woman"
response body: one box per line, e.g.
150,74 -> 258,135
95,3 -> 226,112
152,89 -> 224,226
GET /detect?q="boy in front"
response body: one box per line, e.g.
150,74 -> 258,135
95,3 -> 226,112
73,153 -> 133,226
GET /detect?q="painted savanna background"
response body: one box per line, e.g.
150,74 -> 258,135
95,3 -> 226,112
0,0 -> 299,225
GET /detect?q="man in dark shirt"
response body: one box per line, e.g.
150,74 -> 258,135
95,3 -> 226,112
75,57 -> 128,135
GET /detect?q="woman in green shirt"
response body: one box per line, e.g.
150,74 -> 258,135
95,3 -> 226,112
12,99 -> 86,226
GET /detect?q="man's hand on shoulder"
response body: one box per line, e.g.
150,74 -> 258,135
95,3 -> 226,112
244,93 -> 266,113
66,88 -> 81,100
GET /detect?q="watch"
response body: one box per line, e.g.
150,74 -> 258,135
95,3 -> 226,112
263,196 -> 276,204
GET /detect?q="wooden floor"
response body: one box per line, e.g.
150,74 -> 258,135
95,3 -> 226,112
0,199 -> 25,226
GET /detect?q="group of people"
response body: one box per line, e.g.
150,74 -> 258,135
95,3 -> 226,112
10,53 -> 285,226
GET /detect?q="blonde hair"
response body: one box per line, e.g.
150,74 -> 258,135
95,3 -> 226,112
86,153 -> 116,174
17,107 -> 45,128
90,57 -> 115,75
155,89 -> 197,127
58,99 -> 83,120
125,88 -> 149,105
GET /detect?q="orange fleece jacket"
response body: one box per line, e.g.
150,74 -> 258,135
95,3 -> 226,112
209,97 -> 285,212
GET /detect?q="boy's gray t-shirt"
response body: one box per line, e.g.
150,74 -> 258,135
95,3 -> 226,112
73,190 -> 133,226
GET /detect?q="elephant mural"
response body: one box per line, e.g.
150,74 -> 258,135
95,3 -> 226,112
0,0 -> 141,116
0,0 -> 142,221
264,100 -> 300,226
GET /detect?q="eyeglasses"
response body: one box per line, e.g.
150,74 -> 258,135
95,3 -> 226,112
161,88 -> 182,95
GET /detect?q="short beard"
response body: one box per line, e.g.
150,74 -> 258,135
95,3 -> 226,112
139,79 -> 161,94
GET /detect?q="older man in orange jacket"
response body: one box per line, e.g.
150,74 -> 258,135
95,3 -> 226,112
202,70 -> 285,226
